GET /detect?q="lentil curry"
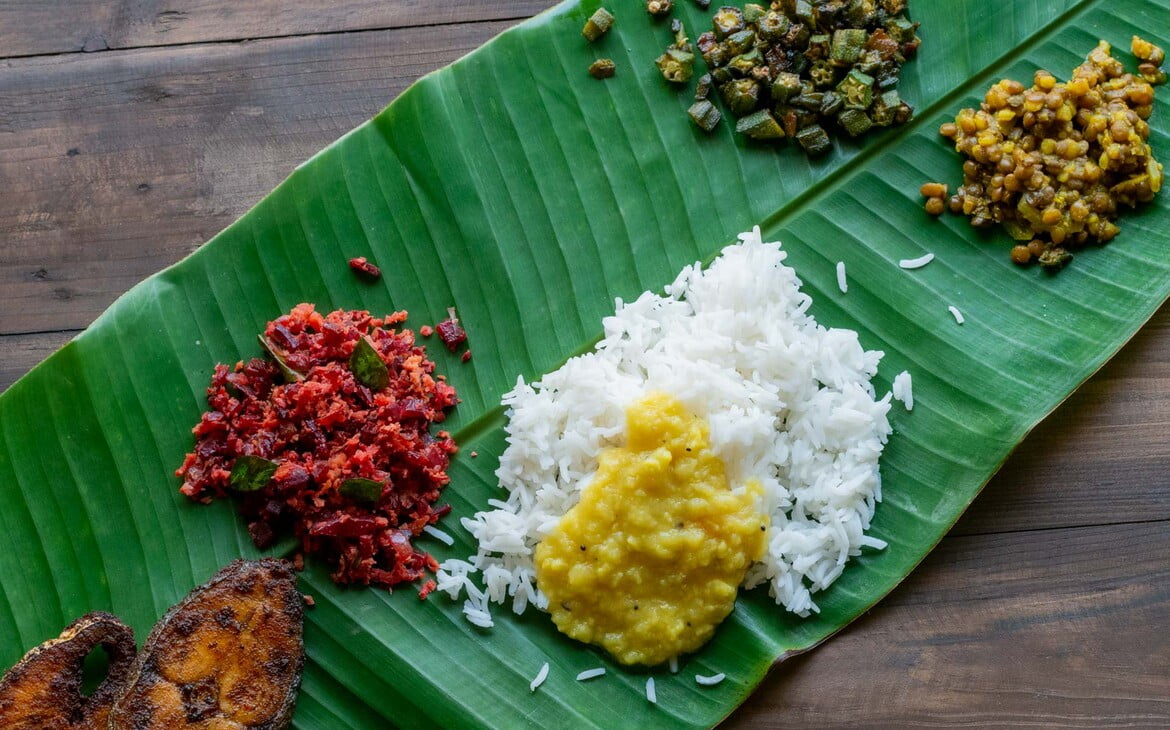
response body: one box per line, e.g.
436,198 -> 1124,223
925,37 -> 1166,270
534,392 -> 768,666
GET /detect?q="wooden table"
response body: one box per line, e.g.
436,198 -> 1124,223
2,2 -> 1167,726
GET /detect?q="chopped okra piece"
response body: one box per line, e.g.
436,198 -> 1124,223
712,6 -> 745,39
721,78 -> 761,116
820,90 -> 844,116
725,29 -> 756,56
775,106 -> 798,137
743,4 -> 767,23
793,0 -> 815,25
837,108 -> 872,136
806,34 -> 831,61
656,47 -> 695,83
793,92 -> 824,111
796,123 -> 832,156
697,33 -> 729,68
589,58 -> 616,79
729,48 -> 763,76
783,22 -> 811,51
736,109 -> 785,139
845,0 -> 879,27
646,0 -> 673,16
837,68 -> 875,110
869,89 -> 902,125
831,29 -> 867,65
884,16 -> 918,44
881,0 -> 908,14
582,8 -> 614,43
688,100 -> 723,132
809,60 -> 836,88
771,72 -> 803,103
757,11 -> 790,43
694,73 -> 714,100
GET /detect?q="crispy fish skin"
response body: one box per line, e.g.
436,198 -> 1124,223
109,558 -> 304,729
0,611 -> 136,729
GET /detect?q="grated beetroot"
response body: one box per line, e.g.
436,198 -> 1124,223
348,256 -> 382,279
436,308 -> 467,352
177,304 -> 458,593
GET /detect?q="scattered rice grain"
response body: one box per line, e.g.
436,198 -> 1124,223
423,525 -> 455,546
576,668 -> 606,681
899,253 -> 935,269
836,261 -> 848,293
695,673 -> 726,686
891,371 -> 913,411
530,662 -> 550,692
646,677 -> 657,704
948,305 -> 965,324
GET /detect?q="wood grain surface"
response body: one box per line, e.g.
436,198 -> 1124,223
1,2 -> 1167,727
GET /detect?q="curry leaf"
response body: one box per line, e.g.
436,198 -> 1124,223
257,334 -> 306,384
229,456 -> 279,493
339,478 -> 385,503
0,1 -> 1168,728
349,338 -> 390,391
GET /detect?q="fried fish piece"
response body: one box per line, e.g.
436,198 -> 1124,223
109,559 -> 304,729
0,611 -> 136,729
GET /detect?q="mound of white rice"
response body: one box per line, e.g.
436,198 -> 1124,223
437,227 -> 894,627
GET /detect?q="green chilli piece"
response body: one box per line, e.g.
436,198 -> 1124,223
340,477 -> 385,503
837,69 -> 875,110
582,8 -> 614,43
229,455 -> 279,493
735,109 -> 785,140
688,100 -> 722,132
350,336 -> 390,390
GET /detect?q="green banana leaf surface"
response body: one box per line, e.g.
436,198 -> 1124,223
2,0 -> 1168,726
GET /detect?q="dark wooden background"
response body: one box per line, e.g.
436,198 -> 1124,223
1,2 -> 1167,726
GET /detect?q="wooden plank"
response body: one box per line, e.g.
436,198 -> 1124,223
0,332 -> 76,393
0,0 -> 551,58
729,521 -> 1170,727
0,20 -> 514,336
953,307 -> 1170,536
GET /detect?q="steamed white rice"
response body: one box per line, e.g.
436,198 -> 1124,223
437,227 -> 894,627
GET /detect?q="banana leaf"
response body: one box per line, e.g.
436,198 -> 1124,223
2,0 -> 1168,726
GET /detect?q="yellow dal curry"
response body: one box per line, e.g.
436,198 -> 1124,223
534,392 -> 768,666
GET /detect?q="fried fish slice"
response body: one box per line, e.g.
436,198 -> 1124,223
109,558 -> 304,729
0,611 -> 136,729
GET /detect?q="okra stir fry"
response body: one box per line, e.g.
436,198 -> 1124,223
678,1 -> 921,156
924,37 -> 1166,271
